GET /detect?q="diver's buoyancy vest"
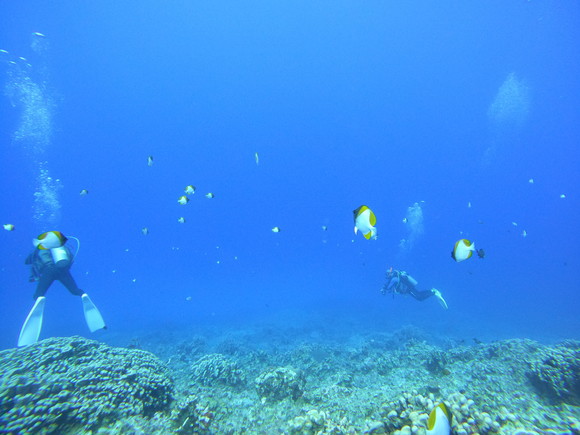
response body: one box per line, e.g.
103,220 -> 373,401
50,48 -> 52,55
37,249 -> 54,267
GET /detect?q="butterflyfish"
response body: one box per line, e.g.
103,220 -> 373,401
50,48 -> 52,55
322,225 -> 328,231
177,217 -> 186,224
142,227 -> 149,236
3,224 -> 15,231
521,230 -> 527,238
353,205 -> 377,240
205,193 -> 215,199
147,156 -> 154,167
80,189 -> 88,196
426,403 -> 452,435
271,227 -> 281,233
178,196 -> 189,205
451,239 -> 484,262
184,185 -> 196,195
34,231 -> 67,250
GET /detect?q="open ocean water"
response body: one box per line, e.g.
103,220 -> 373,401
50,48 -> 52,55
0,2 -> 579,434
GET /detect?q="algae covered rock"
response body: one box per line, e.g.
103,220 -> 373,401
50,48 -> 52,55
191,353 -> 246,386
527,340 -> 580,405
255,366 -> 305,401
288,409 -> 327,434
170,395 -> 214,434
0,336 -> 173,434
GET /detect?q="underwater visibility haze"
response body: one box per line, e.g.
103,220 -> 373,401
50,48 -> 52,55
0,1 -> 579,433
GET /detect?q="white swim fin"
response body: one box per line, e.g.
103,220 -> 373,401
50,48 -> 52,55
18,296 -> 46,347
432,288 -> 448,310
81,293 -> 106,332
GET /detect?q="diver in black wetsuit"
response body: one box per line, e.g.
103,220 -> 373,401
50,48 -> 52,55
18,231 -> 106,347
381,267 -> 448,309
25,243 -> 84,299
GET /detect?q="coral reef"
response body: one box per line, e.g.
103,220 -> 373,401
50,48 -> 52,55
191,353 -> 246,387
527,340 -> 580,405
3,326 -> 579,433
0,336 -> 173,434
255,366 -> 306,402
288,409 -> 327,434
381,391 -> 501,434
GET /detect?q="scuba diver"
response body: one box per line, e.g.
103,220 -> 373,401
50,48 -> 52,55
18,231 -> 106,347
381,267 -> 448,309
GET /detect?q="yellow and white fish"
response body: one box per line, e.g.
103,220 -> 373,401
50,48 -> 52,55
3,224 -> 15,231
80,189 -> 88,196
184,185 -> 196,195
426,403 -> 452,435
177,217 -> 186,224
147,155 -> 154,167
205,193 -> 215,199
34,231 -> 67,249
353,205 -> 377,240
255,152 -> 259,166
178,195 -> 189,205
451,239 -> 484,262
321,225 -> 328,231
142,227 -> 149,236
271,226 -> 281,233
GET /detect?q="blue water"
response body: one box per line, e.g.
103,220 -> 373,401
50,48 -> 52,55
1,1 -> 579,351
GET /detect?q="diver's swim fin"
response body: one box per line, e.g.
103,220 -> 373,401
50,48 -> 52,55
18,296 -> 46,347
81,293 -> 106,332
432,288 -> 449,310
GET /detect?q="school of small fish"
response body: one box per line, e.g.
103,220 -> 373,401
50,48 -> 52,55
2,147 -> 553,270
0,39 -> 563,289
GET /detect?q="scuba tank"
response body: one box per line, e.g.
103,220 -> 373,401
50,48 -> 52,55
50,246 -> 71,268
400,271 -> 418,287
